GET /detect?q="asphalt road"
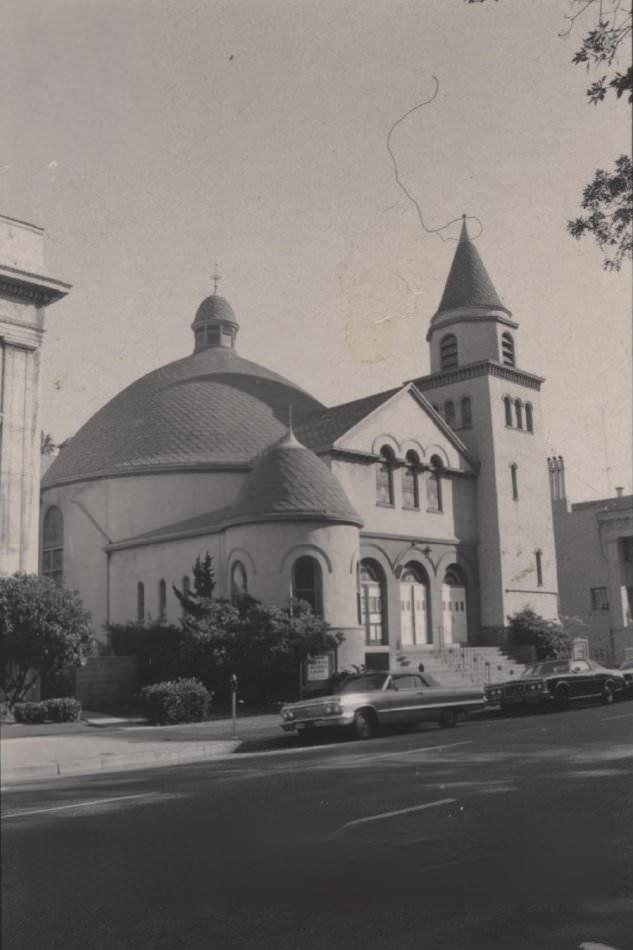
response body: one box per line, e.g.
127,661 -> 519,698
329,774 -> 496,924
3,703 -> 632,950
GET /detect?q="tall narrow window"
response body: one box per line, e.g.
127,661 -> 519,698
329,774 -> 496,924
461,396 -> 472,428
292,556 -> 323,615
231,561 -> 248,603
440,334 -> 458,370
501,332 -> 515,366
510,463 -> 519,501
376,446 -> 395,505
535,550 -> 543,587
525,402 -> 534,433
359,559 -> 387,644
515,400 -> 524,429
444,401 -> 456,428
504,396 -> 513,427
137,582 -> 145,623
42,506 -> 64,586
158,579 -> 167,621
427,455 -> 443,512
402,451 -> 420,509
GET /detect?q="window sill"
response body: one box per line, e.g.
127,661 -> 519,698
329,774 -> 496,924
376,501 -> 395,509
402,504 -> 420,511
426,508 -> 443,515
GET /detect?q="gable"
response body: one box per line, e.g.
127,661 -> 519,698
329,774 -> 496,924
333,385 -> 475,473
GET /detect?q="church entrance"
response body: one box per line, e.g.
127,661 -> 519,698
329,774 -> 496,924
399,563 -> 430,646
441,567 -> 467,645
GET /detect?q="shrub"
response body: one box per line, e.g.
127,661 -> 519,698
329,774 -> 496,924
45,697 -> 82,722
13,701 -> 49,724
140,678 -> 211,725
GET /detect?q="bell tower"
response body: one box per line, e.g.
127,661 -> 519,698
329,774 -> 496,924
415,218 -> 559,642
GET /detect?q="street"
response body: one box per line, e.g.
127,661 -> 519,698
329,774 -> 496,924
2,704 -> 632,950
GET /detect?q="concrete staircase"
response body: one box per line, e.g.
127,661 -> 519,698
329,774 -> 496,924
398,646 -> 526,689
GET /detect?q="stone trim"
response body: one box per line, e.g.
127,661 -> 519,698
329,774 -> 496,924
413,360 -> 544,392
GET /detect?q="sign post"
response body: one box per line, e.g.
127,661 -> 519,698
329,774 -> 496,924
230,674 -> 238,738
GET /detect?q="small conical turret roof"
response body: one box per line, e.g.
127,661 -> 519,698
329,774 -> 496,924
435,217 -> 510,317
227,428 -> 362,527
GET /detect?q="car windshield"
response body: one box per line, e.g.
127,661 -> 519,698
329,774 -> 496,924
338,674 -> 388,694
524,660 -> 571,677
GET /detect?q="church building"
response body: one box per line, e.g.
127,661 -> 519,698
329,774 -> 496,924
41,219 -> 559,671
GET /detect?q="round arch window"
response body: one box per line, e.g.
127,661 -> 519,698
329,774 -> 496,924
42,506 -> 64,585
292,556 -> 323,616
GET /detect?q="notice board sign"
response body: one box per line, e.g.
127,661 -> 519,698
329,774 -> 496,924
305,653 -> 335,683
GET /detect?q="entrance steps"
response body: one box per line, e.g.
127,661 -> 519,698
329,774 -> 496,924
398,646 -> 526,689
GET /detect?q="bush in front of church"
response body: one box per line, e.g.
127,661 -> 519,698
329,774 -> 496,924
140,677 -> 211,725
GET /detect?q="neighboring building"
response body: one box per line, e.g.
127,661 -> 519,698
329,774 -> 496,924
0,215 -> 70,574
550,457 -> 633,665
40,218 -> 559,669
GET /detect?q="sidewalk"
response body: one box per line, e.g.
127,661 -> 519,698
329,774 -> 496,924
0,713 -> 284,786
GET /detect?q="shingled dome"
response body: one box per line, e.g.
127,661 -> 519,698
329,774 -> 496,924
227,429 -> 362,527
42,346 -> 324,488
193,294 -> 237,325
434,217 -> 510,318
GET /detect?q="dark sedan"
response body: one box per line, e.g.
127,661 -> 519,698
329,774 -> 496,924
486,658 -> 626,711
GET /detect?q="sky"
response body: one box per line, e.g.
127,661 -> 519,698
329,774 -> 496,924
2,0 -> 631,502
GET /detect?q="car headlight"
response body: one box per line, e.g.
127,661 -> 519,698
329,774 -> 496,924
281,709 -> 294,720
323,702 -> 342,716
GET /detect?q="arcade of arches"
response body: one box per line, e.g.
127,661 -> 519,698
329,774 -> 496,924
358,556 -> 470,663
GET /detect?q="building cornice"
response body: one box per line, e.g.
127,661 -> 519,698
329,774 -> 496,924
42,460 -> 252,491
0,264 -> 72,306
413,360 -> 544,393
427,308 -> 517,341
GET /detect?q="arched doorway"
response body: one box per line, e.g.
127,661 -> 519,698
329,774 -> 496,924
399,562 -> 430,646
441,566 -> 468,644
359,559 -> 386,645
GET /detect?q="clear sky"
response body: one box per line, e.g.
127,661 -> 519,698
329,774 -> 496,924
3,0 -> 631,502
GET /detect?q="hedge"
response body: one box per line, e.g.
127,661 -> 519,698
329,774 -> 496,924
13,697 -> 82,724
140,678 -> 211,725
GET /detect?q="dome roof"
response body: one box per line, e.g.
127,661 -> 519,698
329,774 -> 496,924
227,430 -> 362,527
42,347 -> 324,488
193,294 -> 237,326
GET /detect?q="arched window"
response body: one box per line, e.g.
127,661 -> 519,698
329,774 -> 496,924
501,332 -> 515,366
292,556 -> 323,616
137,582 -> 145,623
504,396 -> 513,427
510,463 -> 519,501
376,445 -> 395,506
182,575 -> 191,596
461,396 -> 472,428
359,559 -> 387,644
402,451 -> 420,509
515,399 -> 523,429
535,549 -> 543,587
525,402 -> 534,433
427,455 -> 443,513
158,579 -> 167,621
42,506 -> 64,586
440,334 -> 458,371
444,401 -> 456,428
230,561 -> 248,603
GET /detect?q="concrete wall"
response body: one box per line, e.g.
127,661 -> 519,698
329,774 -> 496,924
74,656 -> 137,711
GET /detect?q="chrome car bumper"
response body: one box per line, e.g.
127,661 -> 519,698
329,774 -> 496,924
281,714 -> 355,732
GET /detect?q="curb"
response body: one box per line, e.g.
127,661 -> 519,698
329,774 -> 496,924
1,740 -> 241,786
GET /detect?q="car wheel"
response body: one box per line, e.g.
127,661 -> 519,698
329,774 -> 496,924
439,708 -> 458,729
601,682 -> 615,706
352,709 -> 376,740
554,684 -> 569,710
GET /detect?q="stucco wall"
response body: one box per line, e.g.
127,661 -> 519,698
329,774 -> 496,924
429,317 -> 517,372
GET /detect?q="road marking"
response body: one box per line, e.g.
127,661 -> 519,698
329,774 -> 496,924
3,792 -> 153,820
334,739 -> 474,768
337,797 -> 457,834
600,712 -> 633,721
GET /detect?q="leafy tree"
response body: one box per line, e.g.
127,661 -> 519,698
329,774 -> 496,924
467,0 -> 632,270
172,552 -> 216,619
507,607 -> 572,660
0,574 -> 94,706
40,431 -> 56,456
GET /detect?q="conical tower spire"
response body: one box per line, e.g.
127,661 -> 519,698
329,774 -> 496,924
435,215 -> 510,318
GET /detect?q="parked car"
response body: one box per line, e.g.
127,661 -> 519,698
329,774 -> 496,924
486,658 -> 626,712
280,671 -> 485,740
619,658 -> 633,694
